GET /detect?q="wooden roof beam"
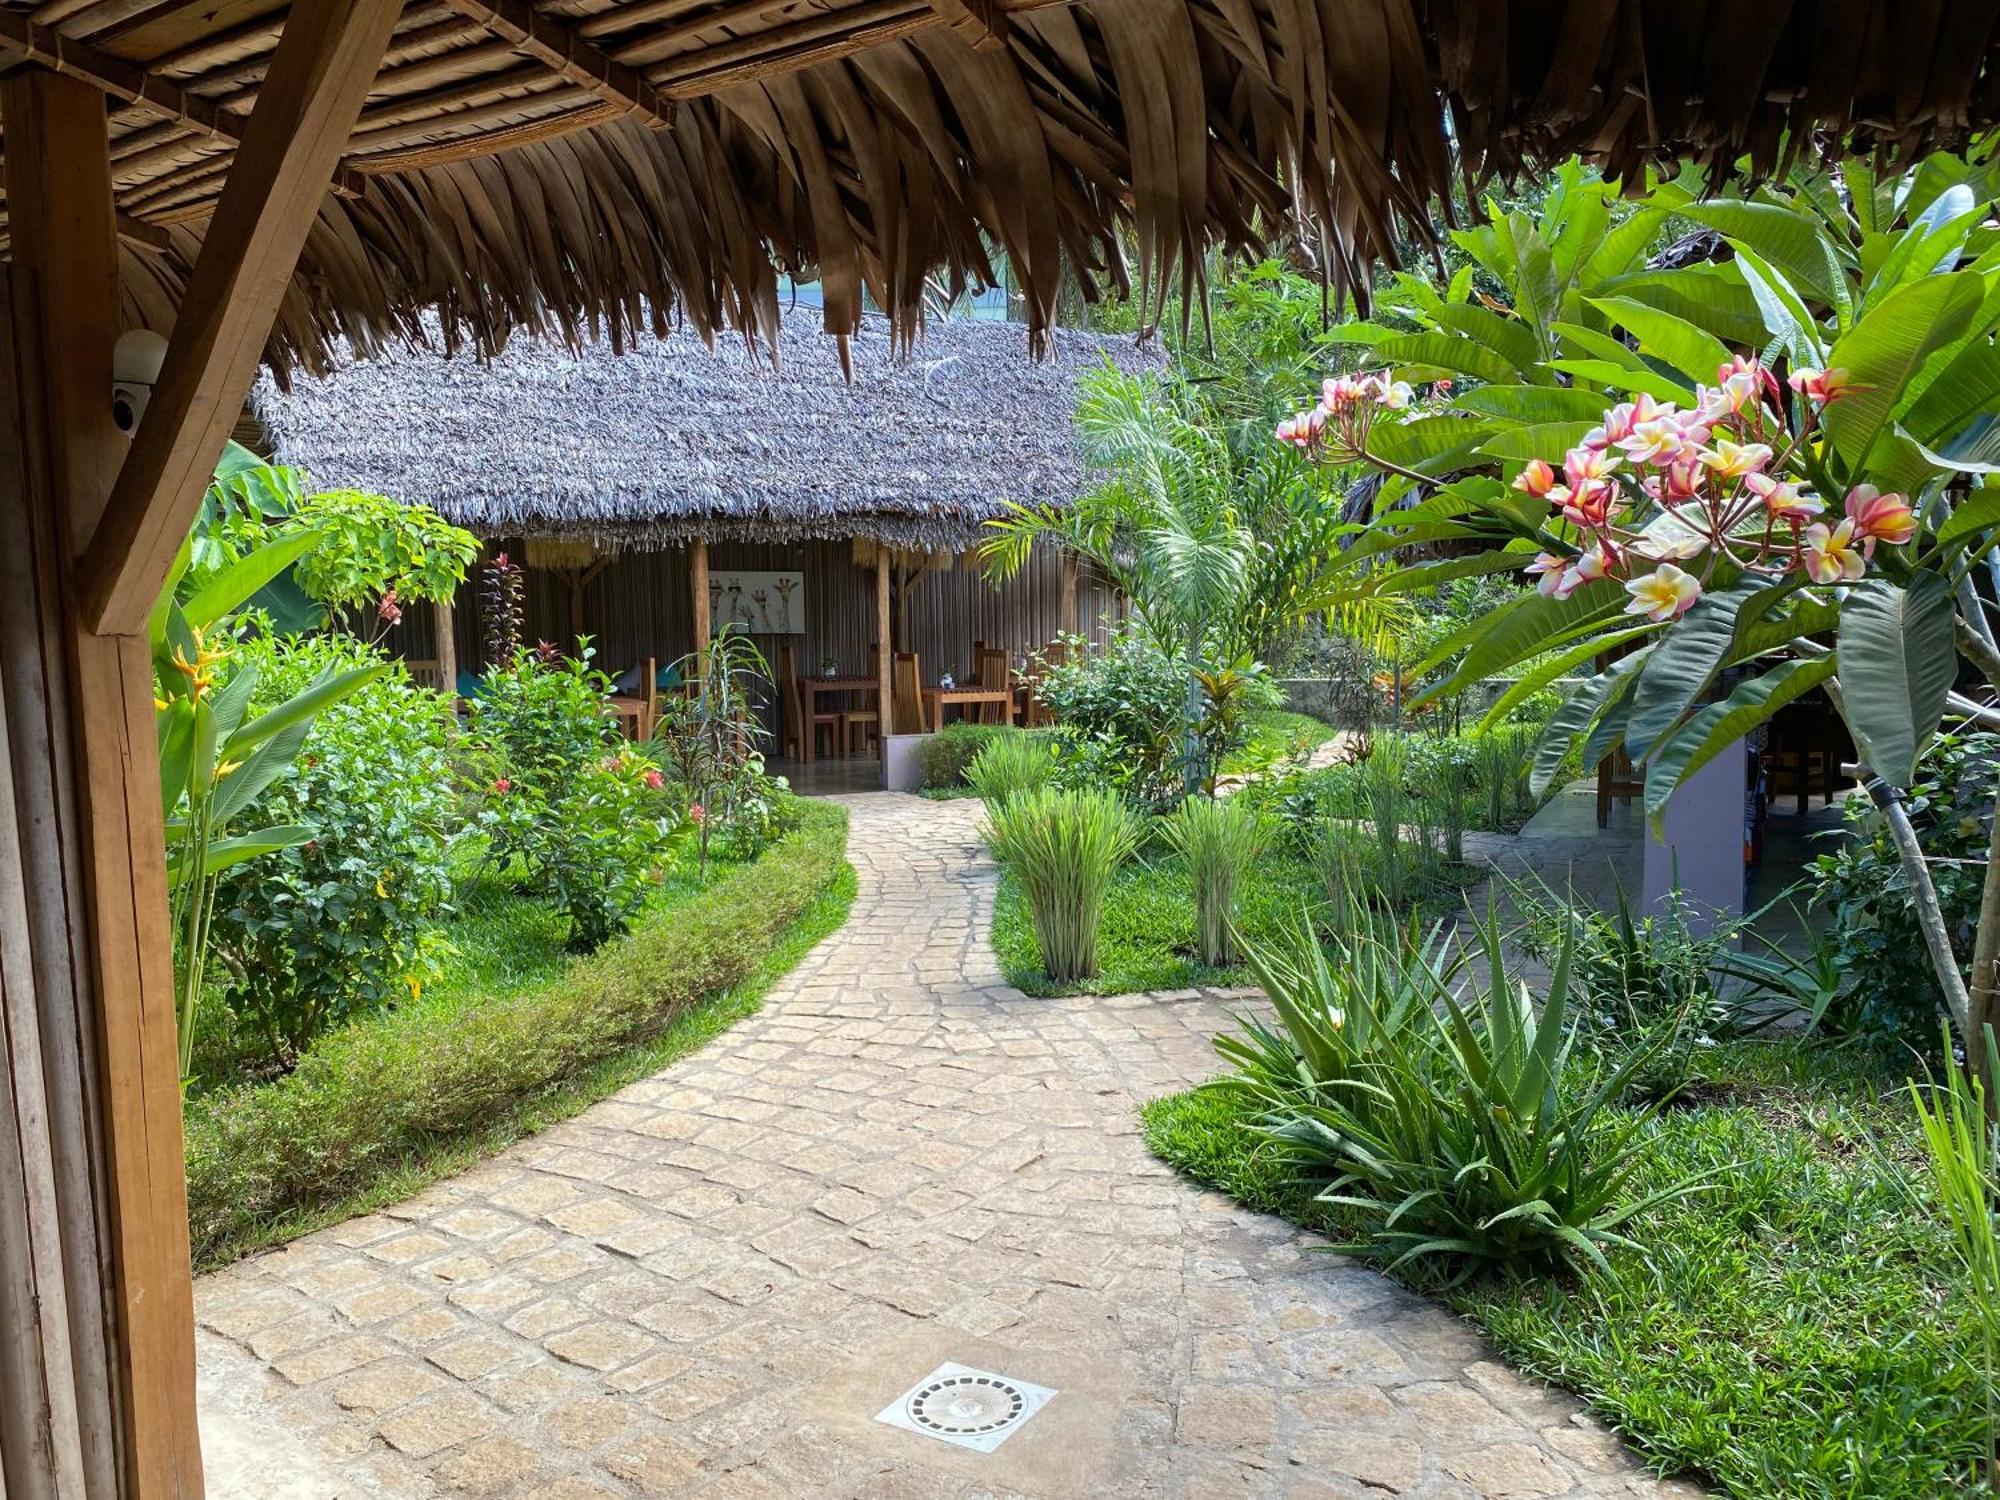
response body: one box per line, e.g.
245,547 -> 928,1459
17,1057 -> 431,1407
83,0 -> 405,637
0,9 -> 368,197
924,0 -> 1008,50
437,0 -> 682,129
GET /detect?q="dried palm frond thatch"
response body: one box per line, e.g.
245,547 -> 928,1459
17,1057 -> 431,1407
251,305 -> 1160,552
11,1 -> 1996,382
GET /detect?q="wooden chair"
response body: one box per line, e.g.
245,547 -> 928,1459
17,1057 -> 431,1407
892,651 -> 925,734
975,646 -> 1012,725
640,656 -> 660,740
778,642 -> 841,761
1024,638 -> 1068,728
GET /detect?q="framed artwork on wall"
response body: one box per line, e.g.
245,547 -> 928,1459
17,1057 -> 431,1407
708,571 -> 805,634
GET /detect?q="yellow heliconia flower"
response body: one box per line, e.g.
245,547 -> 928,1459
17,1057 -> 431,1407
214,759 -> 243,779
405,975 -> 422,1002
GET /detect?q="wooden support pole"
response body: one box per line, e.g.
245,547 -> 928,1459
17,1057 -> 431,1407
876,543 -> 893,764
433,594 -> 458,697
3,68 -> 201,1499
1057,547 -> 1078,640
79,0 -> 405,638
690,537 -> 710,679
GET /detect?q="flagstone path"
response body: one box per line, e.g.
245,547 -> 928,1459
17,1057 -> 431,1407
196,793 -> 1697,1500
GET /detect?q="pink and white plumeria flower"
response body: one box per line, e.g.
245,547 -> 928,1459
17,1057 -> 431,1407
1843,484 -> 1918,550
1624,564 -> 1703,622
1802,519 -> 1868,583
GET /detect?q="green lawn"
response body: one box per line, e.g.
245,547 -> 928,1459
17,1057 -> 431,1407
1144,1040 -> 1987,1499
993,840 -> 1474,997
1222,708 -> 1342,772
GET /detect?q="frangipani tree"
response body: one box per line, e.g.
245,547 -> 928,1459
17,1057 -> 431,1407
1279,151 -> 2000,1058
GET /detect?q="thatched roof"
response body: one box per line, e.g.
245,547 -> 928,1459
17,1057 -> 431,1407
6,2 -> 1996,384
252,303 -> 1155,551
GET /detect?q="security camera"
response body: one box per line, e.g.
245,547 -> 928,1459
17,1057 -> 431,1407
112,328 -> 168,437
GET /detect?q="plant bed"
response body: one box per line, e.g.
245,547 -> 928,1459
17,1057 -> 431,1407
184,800 -> 851,1268
992,841 -> 1477,996
1144,1039 -> 1984,1499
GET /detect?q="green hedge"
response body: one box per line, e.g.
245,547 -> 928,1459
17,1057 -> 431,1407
916,721 -> 1021,788
185,800 -> 849,1266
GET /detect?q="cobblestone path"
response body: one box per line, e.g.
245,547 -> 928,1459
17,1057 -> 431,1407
196,793 -> 1694,1500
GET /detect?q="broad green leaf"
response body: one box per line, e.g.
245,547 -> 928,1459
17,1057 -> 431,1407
1733,248 -> 1828,366
208,716 -> 313,826
1933,489 -> 2000,550
1677,200 -> 1847,304
1730,597 -> 1839,662
181,527 -> 322,631
1368,547 -> 1537,594
1476,624 -> 1659,731
1420,586 -> 1628,700
157,701 -> 194,813
224,664 -> 383,756
1866,189 -> 1982,307
1454,385 -> 1612,424
1476,422 -> 1599,463
1837,570 -> 1958,785
1428,304 -> 1539,374
1372,332 -> 1521,387
1643,658 -> 1839,823
1901,336 -> 2000,449
1582,204 -> 1669,284
1367,414 -> 1499,475
1314,322 -> 1399,349
1545,359 -> 1695,406
1911,413 -> 2000,475
1499,211 -> 1561,341
1626,582 -> 1765,760
1531,652 -> 1647,797
1823,272 -> 1984,480
1596,265 -> 1771,348
180,826 -> 313,880
1586,295 -> 1733,385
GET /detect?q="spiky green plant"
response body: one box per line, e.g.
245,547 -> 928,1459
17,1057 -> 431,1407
1360,734 -> 1409,907
981,787 -> 1140,981
1160,795 -> 1270,966
1898,1030 -> 2000,1488
1306,818 -> 1373,909
965,733 -> 1056,807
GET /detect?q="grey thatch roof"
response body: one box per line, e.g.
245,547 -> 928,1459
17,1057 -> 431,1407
252,306 -> 1156,552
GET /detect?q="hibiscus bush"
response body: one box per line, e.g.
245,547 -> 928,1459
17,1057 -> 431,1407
1278,150 -> 2000,1056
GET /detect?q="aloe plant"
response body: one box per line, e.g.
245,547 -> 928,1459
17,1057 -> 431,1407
980,786 -> 1139,981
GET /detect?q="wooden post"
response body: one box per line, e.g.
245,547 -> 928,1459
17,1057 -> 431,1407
1057,546 -> 1078,640
690,537 -> 710,679
875,542 -> 893,764
80,0 -> 407,637
433,593 -> 458,696
3,69 -> 202,1499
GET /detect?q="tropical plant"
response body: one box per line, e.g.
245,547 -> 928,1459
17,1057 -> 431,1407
965,733 -> 1057,806
1160,795 -> 1270,965
1233,903 -> 1706,1280
153,518 -> 378,1086
916,721 -> 1017,789
1277,148 -> 2000,1062
649,626 -> 782,877
980,786 -> 1141,981
1898,1027 -> 2000,1489
208,636 -> 459,1064
986,363 -> 1405,798
1811,731 -> 1999,1044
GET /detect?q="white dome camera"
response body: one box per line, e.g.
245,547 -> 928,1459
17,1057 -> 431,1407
112,328 -> 169,437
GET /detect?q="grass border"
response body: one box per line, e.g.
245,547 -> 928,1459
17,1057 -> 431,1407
186,802 -> 853,1269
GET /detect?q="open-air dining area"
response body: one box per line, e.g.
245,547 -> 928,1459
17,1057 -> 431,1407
3,4 -> 2000,1500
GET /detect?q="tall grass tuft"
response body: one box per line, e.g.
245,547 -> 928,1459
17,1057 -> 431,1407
1360,734 -> 1410,906
965,733 -> 1056,806
1161,795 -> 1270,966
1899,1030 -> 2000,1488
981,787 -> 1140,981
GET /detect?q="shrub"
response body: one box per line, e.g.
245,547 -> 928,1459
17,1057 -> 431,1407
209,635 -> 459,1063
469,646 -> 619,812
1227,903 -> 1704,1280
918,722 -> 1017,789
981,787 -> 1141,980
965,733 -> 1056,805
184,801 -> 848,1265
1160,795 -> 1270,966
1811,731 -> 1997,1046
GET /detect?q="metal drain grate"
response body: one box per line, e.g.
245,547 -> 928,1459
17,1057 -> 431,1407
875,1362 -> 1057,1453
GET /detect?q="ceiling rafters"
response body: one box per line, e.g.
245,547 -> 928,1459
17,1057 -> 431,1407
0,8 -> 367,199
435,0 -> 683,129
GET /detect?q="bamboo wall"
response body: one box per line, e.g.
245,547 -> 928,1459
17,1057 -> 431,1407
394,536 -> 1119,741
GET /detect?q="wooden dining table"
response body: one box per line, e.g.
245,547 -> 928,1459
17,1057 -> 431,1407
920,684 -> 1016,732
801,675 -> 879,763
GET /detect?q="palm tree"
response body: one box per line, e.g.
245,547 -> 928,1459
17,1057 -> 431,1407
984,362 -> 1408,797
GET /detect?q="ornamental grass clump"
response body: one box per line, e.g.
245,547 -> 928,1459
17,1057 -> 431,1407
982,786 -> 1139,981
1161,795 -> 1269,966
965,733 -> 1056,807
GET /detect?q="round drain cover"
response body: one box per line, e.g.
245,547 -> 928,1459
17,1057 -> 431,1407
906,1374 -> 1027,1436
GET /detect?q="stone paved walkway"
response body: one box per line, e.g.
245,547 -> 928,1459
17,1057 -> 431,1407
196,793 -> 1696,1500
